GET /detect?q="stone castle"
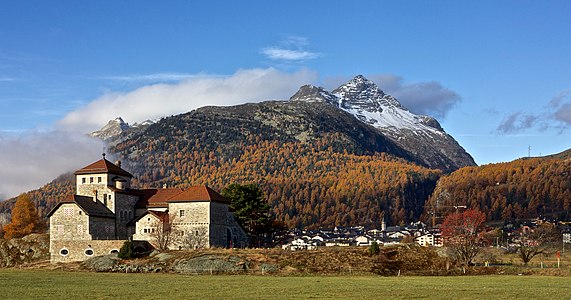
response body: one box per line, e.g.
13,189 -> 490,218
47,156 -> 247,262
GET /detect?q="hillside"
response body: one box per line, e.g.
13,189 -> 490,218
545,147 -> 571,160
110,100 -> 442,228
425,157 -> 571,222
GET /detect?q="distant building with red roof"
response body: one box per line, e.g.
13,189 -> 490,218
48,155 -> 247,263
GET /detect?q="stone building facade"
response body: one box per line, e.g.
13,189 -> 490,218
47,156 -> 247,262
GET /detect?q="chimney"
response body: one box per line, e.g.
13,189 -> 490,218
93,190 -> 98,202
115,160 -> 122,168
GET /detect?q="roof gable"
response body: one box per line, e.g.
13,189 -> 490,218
74,158 -> 133,177
128,210 -> 168,225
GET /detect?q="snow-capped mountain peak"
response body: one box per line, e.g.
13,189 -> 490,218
290,75 -> 476,171
291,75 -> 442,134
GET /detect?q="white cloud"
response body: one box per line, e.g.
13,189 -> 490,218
495,90 -> 571,134
0,131 -> 104,200
261,36 -> 321,61
261,48 -> 320,61
369,74 -> 461,119
58,68 -> 318,133
496,112 -> 541,134
550,90 -> 571,126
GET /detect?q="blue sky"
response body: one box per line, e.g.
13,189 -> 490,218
1,1 -> 571,199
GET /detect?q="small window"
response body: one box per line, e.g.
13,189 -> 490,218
179,210 -> 185,217
143,228 -> 148,233
90,177 -> 93,183
98,177 -> 102,183
85,249 -> 94,256
110,249 -> 119,254
82,178 -> 86,184
59,248 -> 69,256
78,211 -> 82,215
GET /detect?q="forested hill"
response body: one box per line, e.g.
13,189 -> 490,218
424,157 -> 571,222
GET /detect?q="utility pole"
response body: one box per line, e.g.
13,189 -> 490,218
528,145 -> 531,158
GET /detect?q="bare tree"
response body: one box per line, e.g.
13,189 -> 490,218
517,224 -> 560,265
182,227 -> 209,249
148,212 -> 182,251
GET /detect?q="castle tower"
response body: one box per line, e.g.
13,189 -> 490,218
73,154 -> 133,212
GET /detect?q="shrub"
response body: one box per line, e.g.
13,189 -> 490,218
369,241 -> 380,255
118,241 -> 134,259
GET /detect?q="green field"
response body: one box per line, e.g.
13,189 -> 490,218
0,269 -> 570,299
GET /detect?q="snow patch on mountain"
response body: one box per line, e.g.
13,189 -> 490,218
291,75 -> 444,136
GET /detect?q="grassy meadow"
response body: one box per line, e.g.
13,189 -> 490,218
0,269 -> 570,299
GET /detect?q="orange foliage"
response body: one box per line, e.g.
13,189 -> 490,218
3,194 -> 42,239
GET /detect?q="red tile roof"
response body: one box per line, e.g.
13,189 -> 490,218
167,186 -> 230,204
134,185 -> 230,208
133,188 -> 185,208
74,158 -> 133,177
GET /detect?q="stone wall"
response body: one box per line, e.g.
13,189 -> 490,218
49,203 -> 90,241
132,213 -> 159,242
88,216 -> 116,240
50,239 -> 125,263
114,193 -> 139,239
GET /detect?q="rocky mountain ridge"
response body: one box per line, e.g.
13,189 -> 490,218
290,75 -> 475,172
91,117 -> 155,145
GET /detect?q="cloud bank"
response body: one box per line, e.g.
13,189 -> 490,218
59,68 -> 318,133
0,131 -> 103,200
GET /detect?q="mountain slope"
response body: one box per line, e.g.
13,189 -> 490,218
290,75 -> 476,172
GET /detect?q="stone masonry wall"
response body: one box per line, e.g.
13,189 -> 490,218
132,213 -> 160,242
49,203 -> 90,242
88,216 -> 116,240
114,193 -> 139,239
50,240 -> 125,263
